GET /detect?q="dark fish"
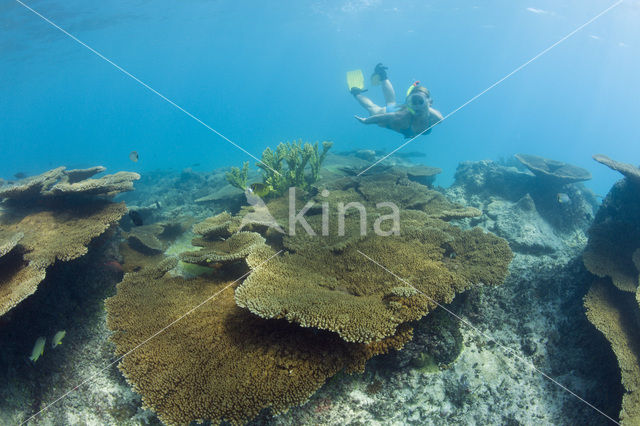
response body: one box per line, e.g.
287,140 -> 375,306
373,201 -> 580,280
14,172 -> 27,179
129,151 -> 139,162
128,210 -> 143,226
249,182 -> 272,197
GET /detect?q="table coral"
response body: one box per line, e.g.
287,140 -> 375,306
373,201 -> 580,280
583,171 -> 640,424
0,202 -> 126,316
584,280 -> 640,425
236,212 -> 511,343
0,166 -> 137,317
105,256 -> 412,425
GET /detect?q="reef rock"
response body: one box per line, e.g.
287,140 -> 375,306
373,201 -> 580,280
486,195 -> 560,254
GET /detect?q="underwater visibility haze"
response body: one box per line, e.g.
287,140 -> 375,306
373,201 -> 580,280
1,0 -> 640,425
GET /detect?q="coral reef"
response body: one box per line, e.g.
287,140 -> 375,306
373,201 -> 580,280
581,162 -> 640,424
179,230 -> 266,266
256,140 -> 333,196
514,153 -> 591,185
105,255 -> 412,425
225,161 -> 249,191
236,217 -> 511,343
0,166 -> 136,317
584,280 -> 640,425
0,166 -> 139,202
593,154 -> 640,186
191,211 -> 241,239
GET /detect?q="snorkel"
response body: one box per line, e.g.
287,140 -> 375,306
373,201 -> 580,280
405,81 -> 431,115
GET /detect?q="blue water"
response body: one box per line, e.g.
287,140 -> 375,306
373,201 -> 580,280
2,0 -> 639,195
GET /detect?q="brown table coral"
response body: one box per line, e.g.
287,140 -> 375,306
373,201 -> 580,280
236,209 -> 511,343
515,153 -> 591,185
235,173 -> 510,343
106,168 -> 512,425
106,257 -> 411,425
583,172 -> 640,425
0,166 -> 137,317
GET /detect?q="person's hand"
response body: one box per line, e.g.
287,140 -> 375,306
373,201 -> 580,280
354,116 -> 366,123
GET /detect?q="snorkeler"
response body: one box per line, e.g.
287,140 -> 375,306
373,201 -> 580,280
347,64 -> 443,138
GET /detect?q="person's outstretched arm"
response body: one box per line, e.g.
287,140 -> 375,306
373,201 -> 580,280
429,107 -> 444,123
355,113 -> 395,125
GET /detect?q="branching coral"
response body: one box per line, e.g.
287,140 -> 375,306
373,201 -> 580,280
225,161 -> 249,191
256,140 -> 333,196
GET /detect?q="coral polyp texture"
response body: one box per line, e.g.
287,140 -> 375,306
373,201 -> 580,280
105,165 -> 512,425
105,255 -> 412,425
583,160 -> 640,425
0,166 -> 136,317
235,178 -> 511,343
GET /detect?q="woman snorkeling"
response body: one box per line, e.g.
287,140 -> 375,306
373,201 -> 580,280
348,63 -> 443,139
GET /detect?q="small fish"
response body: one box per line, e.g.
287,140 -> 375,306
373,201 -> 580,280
29,337 -> 46,362
14,172 -> 27,179
104,260 -> 124,273
129,210 -> 143,226
557,193 -> 571,204
129,151 -> 139,162
51,330 -> 66,348
248,183 -> 272,198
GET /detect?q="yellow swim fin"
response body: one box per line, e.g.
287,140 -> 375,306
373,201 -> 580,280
346,69 -> 365,91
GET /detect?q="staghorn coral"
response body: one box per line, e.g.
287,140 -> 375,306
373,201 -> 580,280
225,161 -> 249,191
257,140 -> 333,196
105,256 -> 412,425
584,279 -> 640,425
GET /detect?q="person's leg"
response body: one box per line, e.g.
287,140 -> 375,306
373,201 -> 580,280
354,93 -> 384,115
382,79 -> 396,105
